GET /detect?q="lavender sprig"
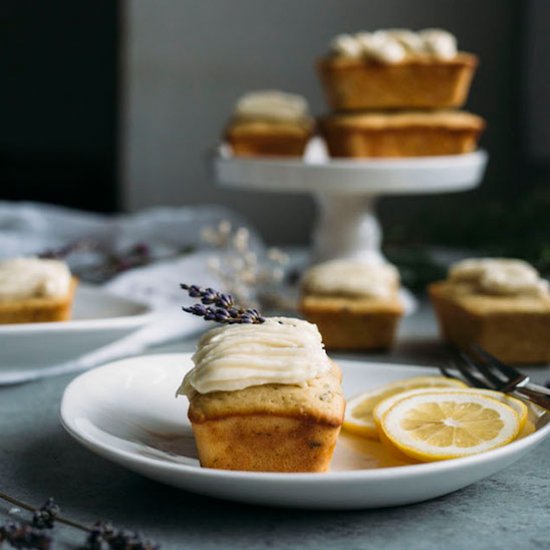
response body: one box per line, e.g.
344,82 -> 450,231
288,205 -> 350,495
0,521 -> 51,550
83,521 -> 159,550
181,285 -> 234,308
0,492 -> 160,550
31,499 -> 59,530
180,284 -> 265,324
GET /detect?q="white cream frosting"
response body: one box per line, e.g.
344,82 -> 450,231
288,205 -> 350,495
449,258 -> 549,297
330,33 -> 362,58
177,317 -> 331,397
233,90 -> 311,123
383,29 -> 426,52
419,28 -> 458,60
0,258 -> 72,301
302,259 -> 399,299
331,28 -> 458,63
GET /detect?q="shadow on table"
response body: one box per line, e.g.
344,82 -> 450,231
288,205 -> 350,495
9,426 -> 491,547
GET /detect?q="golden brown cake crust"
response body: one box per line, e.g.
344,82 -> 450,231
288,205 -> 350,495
301,293 -> 405,314
322,110 -> 485,131
320,110 -> 484,158
317,52 -> 478,110
320,52 -> 478,69
0,278 -> 78,324
226,119 -> 313,135
188,361 -> 345,472
225,120 -> 313,157
188,361 -> 345,426
430,280 -> 550,314
300,294 -> 404,350
429,280 -> 550,364
192,415 -> 341,472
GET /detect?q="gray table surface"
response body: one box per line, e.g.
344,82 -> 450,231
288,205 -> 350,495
1,301 -> 549,550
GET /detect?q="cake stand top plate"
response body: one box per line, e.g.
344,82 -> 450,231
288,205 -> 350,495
215,148 -> 488,196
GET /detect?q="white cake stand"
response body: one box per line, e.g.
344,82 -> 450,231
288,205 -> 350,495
214,140 -> 488,264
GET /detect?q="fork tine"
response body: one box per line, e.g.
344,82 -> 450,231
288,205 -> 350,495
470,344 -> 524,379
451,350 -> 491,389
463,347 -> 505,389
439,365 -> 461,380
438,364 -> 475,386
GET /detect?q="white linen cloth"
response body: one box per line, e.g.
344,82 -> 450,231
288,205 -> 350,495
0,201 -> 258,260
0,202 -> 259,384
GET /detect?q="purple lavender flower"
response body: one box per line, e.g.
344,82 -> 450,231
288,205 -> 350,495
0,522 -> 52,550
181,284 -> 264,324
31,498 -> 59,530
84,522 -> 159,550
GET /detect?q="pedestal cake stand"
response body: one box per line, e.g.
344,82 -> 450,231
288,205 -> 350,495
214,140 -> 488,264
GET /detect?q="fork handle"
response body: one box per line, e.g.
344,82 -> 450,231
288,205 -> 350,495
525,382 -> 550,396
514,387 -> 550,411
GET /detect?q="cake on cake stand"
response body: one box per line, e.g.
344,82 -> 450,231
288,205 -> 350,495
214,139 -> 488,265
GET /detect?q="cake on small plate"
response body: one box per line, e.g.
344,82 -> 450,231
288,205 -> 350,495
0,257 -> 77,324
317,29 -> 478,110
429,258 -> 550,364
177,286 -> 345,472
224,90 -> 314,157
320,110 -> 485,158
300,259 -> 405,350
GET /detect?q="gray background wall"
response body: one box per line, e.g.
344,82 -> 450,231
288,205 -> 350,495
122,0 -> 518,245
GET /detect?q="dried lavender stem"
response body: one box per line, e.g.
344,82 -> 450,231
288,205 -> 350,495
0,490 -> 91,532
180,284 -> 265,324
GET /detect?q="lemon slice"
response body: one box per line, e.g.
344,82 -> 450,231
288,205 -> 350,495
380,392 -> 521,461
343,376 -> 467,438
518,420 -> 536,439
373,388 -> 528,433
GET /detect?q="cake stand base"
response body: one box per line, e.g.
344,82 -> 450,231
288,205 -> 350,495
214,142 -> 488,264
313,193 -> 383,263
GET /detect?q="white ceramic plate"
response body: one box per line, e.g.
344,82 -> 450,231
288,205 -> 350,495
0,284 -> 153,373
60,354 -> 550,510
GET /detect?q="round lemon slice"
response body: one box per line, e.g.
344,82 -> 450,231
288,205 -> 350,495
343,376 -> 467,438
380,392 -> 521,461
373,388 -> 528,433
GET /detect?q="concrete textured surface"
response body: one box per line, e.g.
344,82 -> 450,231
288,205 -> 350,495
1,301 -> 549,549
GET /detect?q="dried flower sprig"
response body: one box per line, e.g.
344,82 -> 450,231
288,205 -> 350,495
39,240 -> 154,284
31,498 -> 59,530
201,220 -> 289,309
0,522 -> 52,550
181,284 -> 265,324
39,239 -> 194,284
0,491 -> 160,550
84,521 -> 159,550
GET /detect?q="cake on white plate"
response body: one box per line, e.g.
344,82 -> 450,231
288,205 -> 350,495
177,285 -> 345,472
224,90 -> 314,157
0,257 -> 77,324
300,259 -> 405,350
429,258 -> 550,364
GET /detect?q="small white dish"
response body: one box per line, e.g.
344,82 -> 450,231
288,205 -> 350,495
60,353 -> 550,510
0,284 -> 153,373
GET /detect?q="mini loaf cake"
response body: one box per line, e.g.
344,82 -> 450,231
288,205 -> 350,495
318,28 -> 478,110
0,258 -> 77,324
225,90 -> 314,157
177,317 -> 345,472
429,258 -> 550,364
320,110 -> 485,158
300,259 -> 405,350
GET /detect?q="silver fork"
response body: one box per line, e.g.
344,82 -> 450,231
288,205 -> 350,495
440,345 -> 550,410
